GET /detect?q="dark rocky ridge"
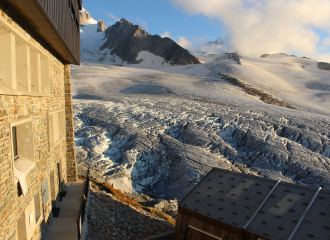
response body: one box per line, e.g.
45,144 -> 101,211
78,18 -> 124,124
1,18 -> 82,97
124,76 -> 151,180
100,18 -> 201,65
318,62 -> 330,70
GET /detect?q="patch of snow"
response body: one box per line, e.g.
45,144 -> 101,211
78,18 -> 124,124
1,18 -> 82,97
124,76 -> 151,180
137,51 -> 170,67
86,18 -> 97,25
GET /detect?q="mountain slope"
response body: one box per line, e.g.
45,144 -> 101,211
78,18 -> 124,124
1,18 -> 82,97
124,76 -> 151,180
100,18 -> 200,65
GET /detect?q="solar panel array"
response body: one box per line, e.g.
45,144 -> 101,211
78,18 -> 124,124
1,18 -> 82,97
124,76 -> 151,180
292,189 -> 330,240
179,168 -> 330,240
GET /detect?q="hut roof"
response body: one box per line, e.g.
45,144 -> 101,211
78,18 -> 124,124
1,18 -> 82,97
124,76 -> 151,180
178,168 -> 330,240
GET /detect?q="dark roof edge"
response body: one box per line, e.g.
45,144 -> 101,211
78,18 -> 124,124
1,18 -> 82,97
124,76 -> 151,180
211,168 -> 278,183
32,0 -> 79,65
0,1 -> 66,64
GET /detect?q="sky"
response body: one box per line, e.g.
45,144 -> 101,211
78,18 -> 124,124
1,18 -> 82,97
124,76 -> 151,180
82,0 -> 330,62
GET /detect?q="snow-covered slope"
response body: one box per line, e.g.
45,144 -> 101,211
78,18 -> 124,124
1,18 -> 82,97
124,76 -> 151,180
71,51 -> 330,200
224,54 -> 330,115
79,8 -> 123,64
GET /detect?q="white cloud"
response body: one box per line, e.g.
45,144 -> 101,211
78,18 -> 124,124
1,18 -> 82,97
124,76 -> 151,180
192,40 -> 229,55
169,0 -> 330,61
177,36 -> 192,49
104,11 -> 120,22
322,37 -> 330,47
136,18 -> 148,29
161,31 -> 171,38
192,36 -> 210,43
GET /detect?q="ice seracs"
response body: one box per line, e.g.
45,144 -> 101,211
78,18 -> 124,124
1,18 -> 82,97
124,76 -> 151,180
76,8 -> 330,203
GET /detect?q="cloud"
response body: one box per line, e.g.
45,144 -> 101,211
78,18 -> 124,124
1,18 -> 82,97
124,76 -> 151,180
104,11 -> 120,22
177,36 -> 193,49
322,37 -> 330,47
161,31 -> 171,38
169,0 -> 330,61
192,39 -> 229,55
192,36 -> 211,43
136,18 -> 148,29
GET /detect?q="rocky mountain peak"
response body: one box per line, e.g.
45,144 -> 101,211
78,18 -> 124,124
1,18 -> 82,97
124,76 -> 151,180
80,7 -> 94,26
120,17 -> 129,23
97,19 -> 107,32
101,19 -> 200,65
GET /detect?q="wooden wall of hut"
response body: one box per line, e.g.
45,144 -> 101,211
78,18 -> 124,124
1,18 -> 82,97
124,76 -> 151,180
175,206 -> 245,240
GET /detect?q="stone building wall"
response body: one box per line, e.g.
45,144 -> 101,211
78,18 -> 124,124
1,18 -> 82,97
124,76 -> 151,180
64,64 -> 78,182
0,6 -> 76,240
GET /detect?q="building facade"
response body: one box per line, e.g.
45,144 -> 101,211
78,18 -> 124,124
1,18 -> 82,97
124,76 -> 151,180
0,0 -> 81,239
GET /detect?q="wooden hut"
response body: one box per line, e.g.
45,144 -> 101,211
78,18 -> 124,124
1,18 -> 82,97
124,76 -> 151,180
175,168 -> 330,240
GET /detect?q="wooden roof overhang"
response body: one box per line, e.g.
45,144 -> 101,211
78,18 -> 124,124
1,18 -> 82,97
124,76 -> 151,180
3,0 -> 82,65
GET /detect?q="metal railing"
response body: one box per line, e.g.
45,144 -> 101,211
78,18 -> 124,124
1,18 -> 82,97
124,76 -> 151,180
77,169 -> 90,240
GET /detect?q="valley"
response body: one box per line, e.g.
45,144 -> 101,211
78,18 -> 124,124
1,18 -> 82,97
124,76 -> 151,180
71,60 -> 330,202
73,9 -> 330,224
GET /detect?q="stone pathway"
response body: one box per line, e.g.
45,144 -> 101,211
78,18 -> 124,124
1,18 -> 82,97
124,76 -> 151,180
44,182 -> 84,240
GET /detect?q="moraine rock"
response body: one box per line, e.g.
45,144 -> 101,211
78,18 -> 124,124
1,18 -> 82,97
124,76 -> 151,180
97,19 -> 107,32
100,18 -> 201,65
318,62 -> 330,70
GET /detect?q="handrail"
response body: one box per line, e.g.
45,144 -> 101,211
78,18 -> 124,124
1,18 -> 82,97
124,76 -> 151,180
77,169 -> 90,240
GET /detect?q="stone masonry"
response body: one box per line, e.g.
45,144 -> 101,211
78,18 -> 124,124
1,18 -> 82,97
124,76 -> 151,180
64,64 -> 78,182
0,5 -> 77,240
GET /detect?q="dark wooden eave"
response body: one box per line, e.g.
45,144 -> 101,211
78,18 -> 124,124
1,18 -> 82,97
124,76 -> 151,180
3,0 -> 81,65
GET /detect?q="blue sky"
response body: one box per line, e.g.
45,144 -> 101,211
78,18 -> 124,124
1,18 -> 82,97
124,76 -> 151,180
82,0 -> 225,47
82,0 -> 330,61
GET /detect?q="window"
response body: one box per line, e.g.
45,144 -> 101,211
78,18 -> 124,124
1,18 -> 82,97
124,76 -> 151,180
34,191 -> 41,223
48,110 -> 65,150
11,119 -> 35,196
41,179 -> 49,211
0,16 -> 50,96
12,126 -> 18,160
10,119 -> 34,163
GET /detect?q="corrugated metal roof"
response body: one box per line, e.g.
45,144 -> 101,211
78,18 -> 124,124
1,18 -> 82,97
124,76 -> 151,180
244,182 -> 316,239
291,189 -> 330,240
179,169 -> 277,228
178,168 -> 330,240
